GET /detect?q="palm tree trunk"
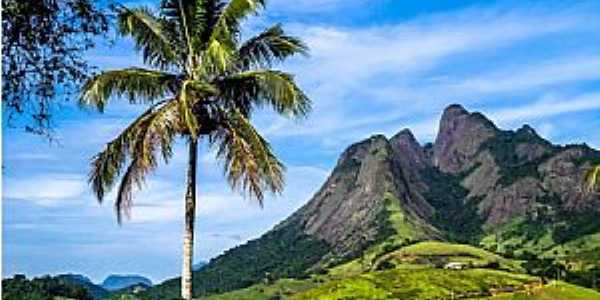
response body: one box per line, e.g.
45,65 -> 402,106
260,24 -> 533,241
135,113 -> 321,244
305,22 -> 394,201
181,138 -> 198,300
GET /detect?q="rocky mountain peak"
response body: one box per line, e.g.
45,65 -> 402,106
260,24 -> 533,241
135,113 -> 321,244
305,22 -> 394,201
442,103 -> 469,118
390,128 -> 429,169
394,128 -> 417,140
433,104 -> 499,173
515,124 -> 544,140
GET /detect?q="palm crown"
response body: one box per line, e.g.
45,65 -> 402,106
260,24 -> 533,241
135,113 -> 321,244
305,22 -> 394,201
81,0 -> 310,222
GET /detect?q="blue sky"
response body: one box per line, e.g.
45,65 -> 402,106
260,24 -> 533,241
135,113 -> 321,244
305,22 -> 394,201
3,0 -> 600,284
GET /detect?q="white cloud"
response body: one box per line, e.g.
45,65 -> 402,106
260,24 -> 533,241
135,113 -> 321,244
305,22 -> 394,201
113,163 -> 329,224
130,201 -> 181,223
446,56 -> 600,95
399,93 -> 600,141
259,4 -> 599,142
4,175 -> 87,206
488,93 -> 600,125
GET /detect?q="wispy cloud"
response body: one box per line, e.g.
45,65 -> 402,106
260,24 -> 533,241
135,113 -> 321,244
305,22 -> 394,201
392,92 -> 600,142
257,3 -> 600,147
446,56 -> 600,95
4,175 -> 87,206
489,93 -> 600,125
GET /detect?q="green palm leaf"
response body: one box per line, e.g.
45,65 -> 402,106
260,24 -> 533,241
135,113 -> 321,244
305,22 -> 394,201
90,100 -> 182,222
584,164 -> 600,193
116,5 -> 179,69
203,0 -> 265,74
238,24 -> 308,69
214,109 -> 284,205
212,0 -> 265,44
80,68 -> 177,111
218,70 -> 311,117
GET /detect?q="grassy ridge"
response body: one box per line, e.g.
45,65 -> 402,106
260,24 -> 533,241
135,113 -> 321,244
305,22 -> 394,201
176,241 -> 600,300
475,281 -> 600,300
375,241 -> 523,272
197,278 -> 320,300
291,269 -> 537,300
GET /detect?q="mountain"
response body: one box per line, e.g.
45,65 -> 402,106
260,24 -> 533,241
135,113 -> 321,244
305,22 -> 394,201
57,274 -> 109,300
101,275 -> 152,291
193,261 -> 208,271
144,104 -> 600,299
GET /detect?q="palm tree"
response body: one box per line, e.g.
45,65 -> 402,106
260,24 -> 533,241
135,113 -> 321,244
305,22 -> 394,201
585,164 -> 600,193
79,1 -> 310,299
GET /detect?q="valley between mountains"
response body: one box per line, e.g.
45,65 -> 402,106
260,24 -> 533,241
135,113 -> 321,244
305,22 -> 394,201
112,105 -> 600,299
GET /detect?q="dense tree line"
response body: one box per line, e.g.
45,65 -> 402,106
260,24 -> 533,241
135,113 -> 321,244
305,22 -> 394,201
2,274 -> 93,300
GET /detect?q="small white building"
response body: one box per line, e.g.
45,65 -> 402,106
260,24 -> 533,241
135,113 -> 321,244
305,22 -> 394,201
444,262 -> 467,270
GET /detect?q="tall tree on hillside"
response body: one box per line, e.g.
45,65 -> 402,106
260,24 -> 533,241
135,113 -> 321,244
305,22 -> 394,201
2,0 -> 108,136
79,1 -> 310,299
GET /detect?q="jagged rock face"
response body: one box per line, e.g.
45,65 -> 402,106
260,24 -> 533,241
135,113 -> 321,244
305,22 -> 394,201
300,135 -> 393,253
478,177 -> 546,225
296,104 -> 598,231
539,146 -> 600,210
220,104 -> 599,254
514,125 -> 554,162
390,129 -> 429,170
429,106 -> 598,226
389,129 -> 435,219
294,135 -> 435,257
433,104 -> 498,173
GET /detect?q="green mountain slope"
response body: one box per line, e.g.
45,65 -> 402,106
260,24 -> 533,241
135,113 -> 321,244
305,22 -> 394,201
195,241 -> 600,300
291,268 -> 537,300
477,282 -> 600,300
57,274 -> 109,300
142,105 -> 600,299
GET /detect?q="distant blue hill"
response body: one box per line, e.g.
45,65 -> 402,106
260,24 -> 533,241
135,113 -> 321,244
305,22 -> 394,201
57,274 -> 109,300
101,275 -> 152,291
193,261 -> 208,271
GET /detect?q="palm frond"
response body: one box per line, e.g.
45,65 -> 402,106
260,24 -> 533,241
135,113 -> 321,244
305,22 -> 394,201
211,0 -> 265,44
89,102 -> 160,202
217,70 -> 311,117
238,24 -> 308,69
90,100 -> 182,223
80,68 -> 178,111
213,109 -> 284,205
203,38 -> 236,74
203,0 -> 265,74
178,80 -> 218,136
116,6 -> 179,69
193,0 -> 226,49
584,164 -> 600,193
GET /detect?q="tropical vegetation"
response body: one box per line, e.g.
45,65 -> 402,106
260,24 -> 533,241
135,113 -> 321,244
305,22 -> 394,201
79,0 -> 310,299
2,0 -> 109,136
2,275 -> 93,300
585,164 -> 600,192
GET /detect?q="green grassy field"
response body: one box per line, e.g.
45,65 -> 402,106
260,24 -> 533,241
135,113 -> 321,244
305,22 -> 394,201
191,241 -> 600,300
291,269 -> 537,300
196,278 -> 320,300
330,240 -> 523,277
474,281 -> 600,300
376,241 -> 523,271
